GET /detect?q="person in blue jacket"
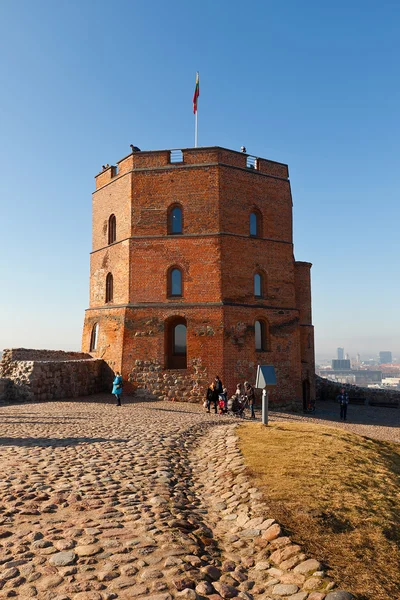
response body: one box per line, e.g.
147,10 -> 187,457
337,388 -> 349,420
112,371 -> 123,406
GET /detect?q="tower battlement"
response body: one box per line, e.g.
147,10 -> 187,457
95,146 -> 289,190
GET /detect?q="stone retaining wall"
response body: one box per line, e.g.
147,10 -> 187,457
316,375 -> 399,408
128,358 -> 207,403
0,349 -> 105,402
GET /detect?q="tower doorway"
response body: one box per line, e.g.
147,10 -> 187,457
166,318 -> 187,369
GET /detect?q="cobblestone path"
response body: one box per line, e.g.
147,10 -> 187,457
0,397 -> 356,600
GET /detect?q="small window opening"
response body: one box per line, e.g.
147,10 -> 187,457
90,323 -> 99,351
108,214 -> 116,244
169,268 -> 182,297
168,205 -> 183,234
255,319 -> 268,352
250,212 -> 258,236
105,273 -> 113,303
254,273 -> 262,297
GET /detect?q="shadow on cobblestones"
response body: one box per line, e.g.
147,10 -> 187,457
0,436 -> 128,447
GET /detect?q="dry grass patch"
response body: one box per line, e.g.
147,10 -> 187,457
237,421 -> 400,600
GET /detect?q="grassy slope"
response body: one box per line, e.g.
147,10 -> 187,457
237,422 -> 400,600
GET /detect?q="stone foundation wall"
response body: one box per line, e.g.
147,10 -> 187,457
0,349 -> 105,402
128,358 -> 300,410
4,348 -> 92,362
128,358 -> 208,403
316,375 -> 399,408
0,378 -> 13,401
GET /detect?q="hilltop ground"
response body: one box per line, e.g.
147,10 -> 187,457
0,396 -> 398,599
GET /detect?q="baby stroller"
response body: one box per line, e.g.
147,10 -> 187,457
227,395 -> 248,418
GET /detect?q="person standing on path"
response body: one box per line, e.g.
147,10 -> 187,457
112,371 -> 123,406
244,381 -> 256,419
337,387 -> 349,420
214,375 -> 223,395
206,382 -> 219,414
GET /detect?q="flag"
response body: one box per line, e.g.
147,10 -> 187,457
192,72 -> 200,114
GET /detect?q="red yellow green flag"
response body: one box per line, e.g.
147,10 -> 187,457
192,72 -> 200,114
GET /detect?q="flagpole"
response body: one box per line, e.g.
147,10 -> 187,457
193,71 -> 199,148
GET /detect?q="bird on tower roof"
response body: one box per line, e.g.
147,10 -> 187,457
240,146 -> 247,153
130,144 -> 141,153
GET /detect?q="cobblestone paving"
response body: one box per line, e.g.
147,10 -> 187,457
0,396 -> 382,599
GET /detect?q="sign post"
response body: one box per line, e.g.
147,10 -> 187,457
262,388 -> 269,425
255,365 -> 277,426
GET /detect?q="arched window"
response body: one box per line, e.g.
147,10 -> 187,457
168,267 -> 183,297
105,273 -> 113,303
166,317 -> 187,369
108,214 -> 116,244
250,209 -> 262,237
255,319 -> 269,352
168,205 -> 183,234
89,323 -> 99,351
254,273 -> 263,298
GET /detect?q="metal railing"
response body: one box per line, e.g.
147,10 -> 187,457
170,149 -> 184,163
246,155 -> 259,170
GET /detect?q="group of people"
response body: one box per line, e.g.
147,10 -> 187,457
205,376 -> 256,418
111,371 -> 257,418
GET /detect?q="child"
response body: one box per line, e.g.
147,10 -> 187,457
218,396 -> 226,415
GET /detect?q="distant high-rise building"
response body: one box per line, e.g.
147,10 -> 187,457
379,351 -> 392,364
337,347 -> 344,360
356,353 -> 361,364
332,359 -> 351,370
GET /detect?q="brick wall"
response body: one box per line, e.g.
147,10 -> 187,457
83,146 -> 315,409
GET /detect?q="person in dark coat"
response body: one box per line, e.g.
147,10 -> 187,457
214,375 -> 223,394
337,388 -> 349,420
206,382 -> 219,414
244,381 -> 256,419
112,371 -> 123,406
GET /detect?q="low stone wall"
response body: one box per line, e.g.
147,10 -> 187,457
4,348 -> 92,362
316,375 -> 399,408
128,358 -> 207,403
0,378 -> 13,401
128,359 -> 300,410
0,349 -> 105,402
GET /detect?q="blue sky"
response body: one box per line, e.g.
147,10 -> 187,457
0,0 -> 399,360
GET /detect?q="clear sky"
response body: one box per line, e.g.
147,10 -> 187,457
0,0 -> 399,361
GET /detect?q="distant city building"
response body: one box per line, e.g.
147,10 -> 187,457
337,347 -> 344,360
356,353 -> 361,364
379,351 -> 392,364
319,368 -> 382,386
332,359 -> 351,370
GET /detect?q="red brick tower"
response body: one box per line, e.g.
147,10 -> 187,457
82,146 -> 315,409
